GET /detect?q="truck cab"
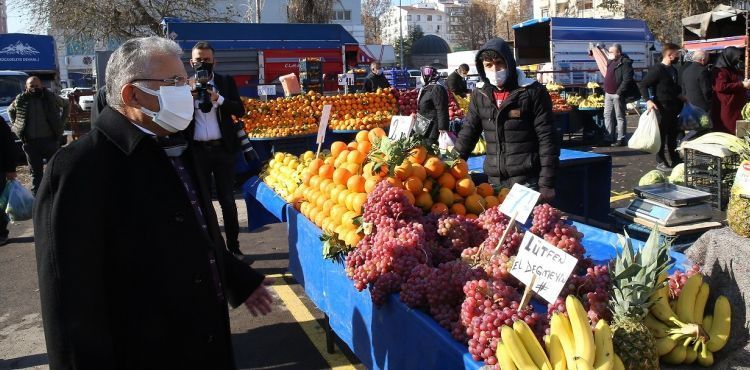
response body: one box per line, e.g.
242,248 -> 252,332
0,71 -> 28,126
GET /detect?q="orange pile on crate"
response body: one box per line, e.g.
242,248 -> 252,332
240,89 -> 398,138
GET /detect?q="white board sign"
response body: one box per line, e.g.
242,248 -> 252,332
510,232 -> 578,304
337,73 -> 355,86
388,115 -> 414,140
498,184 -> 541,224
257,85 -> 276,96
316,104 -> 333,144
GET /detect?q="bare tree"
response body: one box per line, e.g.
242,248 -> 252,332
16,0 -> 239,43
625,0 -> 723,43
287,0 -> 334,23
494,0 -> 527,41
362,0 -> 391,44
454,0 -> 497,50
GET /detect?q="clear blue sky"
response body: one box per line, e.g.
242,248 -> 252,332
6,0 -> 423,34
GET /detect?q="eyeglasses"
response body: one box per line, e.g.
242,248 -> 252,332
130,76 -> 188,87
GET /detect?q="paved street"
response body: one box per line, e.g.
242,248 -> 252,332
0,114 -> 657,370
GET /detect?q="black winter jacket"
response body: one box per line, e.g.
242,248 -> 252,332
0,121 -> 17,173
417,83 -> 450,145
680,62 -> 713,112
454,38 -> 559,189
363,73 -> 390,93
446,71 -> 469,97
609,55 -> 641,102
639,63 -> 683,110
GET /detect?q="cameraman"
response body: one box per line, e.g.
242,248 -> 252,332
188,41 -> 252,258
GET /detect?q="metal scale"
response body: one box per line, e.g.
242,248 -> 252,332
617,184 -> 714,226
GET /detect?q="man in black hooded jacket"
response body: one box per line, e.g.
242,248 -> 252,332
454,38 -> 558,202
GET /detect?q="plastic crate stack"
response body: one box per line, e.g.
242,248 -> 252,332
684,148 -> 741,210
299,58 -> 323,94
384,68 -> 410,90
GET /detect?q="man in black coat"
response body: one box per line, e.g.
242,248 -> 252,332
446,63 -> 470,97
603,43 -> 640,146
34,36 -> 272,370
454,38 -> 559,202
681,50 -> 713,112
362,61 -> 391,92
0,120 -> 17,246
187,42 -> 248,256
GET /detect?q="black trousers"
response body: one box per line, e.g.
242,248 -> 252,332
194,143 -> 241,253
0,180 -> 8,239
22,137 -> 60,194
655,104 -> 682,167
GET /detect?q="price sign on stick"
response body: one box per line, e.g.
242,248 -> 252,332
316,104 -> 333,156
388,115 -> 415,140
498,184 -> 541,224
510,232 -> 578,304
257,85 -> 276,96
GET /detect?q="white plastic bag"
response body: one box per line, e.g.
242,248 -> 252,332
438,131 -> 456,151
5,180 -> 33,222
628,109 -> 661,154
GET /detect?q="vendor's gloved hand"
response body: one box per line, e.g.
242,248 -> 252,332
244,148 -> 260,163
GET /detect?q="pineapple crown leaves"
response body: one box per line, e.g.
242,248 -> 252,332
609,226 -> 673,320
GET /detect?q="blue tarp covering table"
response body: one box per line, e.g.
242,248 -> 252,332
468,149 -> 612,222
242,177 -> 288,231
283,204 -> 691,370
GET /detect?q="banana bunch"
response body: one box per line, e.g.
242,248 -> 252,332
579,95 -> 605,109
472,137 -> 487,155
646,273 -> 732,367
498,295 -> 622,370
566,95 -> 583,107
587,82 -> 600,89
546,81 -> 564,92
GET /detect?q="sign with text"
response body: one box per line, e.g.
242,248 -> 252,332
498,184 -> 541,224
337,73 -> 355,86
257,85 -> 276,96
388,115 -> 415,140
316,104 -> 333,144
510,232 -> 578,303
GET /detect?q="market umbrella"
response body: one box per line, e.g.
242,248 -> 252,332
589,43 -> 609,77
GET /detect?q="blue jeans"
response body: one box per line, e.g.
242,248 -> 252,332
604,93 -> 627,141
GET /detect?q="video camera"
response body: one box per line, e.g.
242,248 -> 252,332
194,69 -> 213,113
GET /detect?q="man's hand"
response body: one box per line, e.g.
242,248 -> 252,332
743,79 -> 750,89
646,100 -> 658,111
244,277 -> 274,317
539,187 -> 556,203
210,89 -> 220,102
6,172 -> 16,181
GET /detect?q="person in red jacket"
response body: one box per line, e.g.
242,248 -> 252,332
711,47 -> 750,134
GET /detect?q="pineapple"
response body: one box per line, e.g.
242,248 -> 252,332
609,227 -> 672,370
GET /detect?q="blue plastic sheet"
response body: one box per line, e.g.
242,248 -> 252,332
241,177 -> 288,231
284,206 -> 691,370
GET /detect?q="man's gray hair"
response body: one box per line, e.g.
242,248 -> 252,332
692,50 -> 707,62
609,43 -> 622,53
105,36 -> 183,109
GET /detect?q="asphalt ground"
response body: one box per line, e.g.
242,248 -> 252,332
1,113 -> 665,370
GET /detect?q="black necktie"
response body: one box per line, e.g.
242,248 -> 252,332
155,134 -> 188,157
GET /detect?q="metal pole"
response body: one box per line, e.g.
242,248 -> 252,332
399,0 -> 404,67
256,0 -> 261,23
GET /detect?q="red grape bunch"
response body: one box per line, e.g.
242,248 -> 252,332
667,265 -> 702,300
530,204 -> 586,259
547,264 -> 612,323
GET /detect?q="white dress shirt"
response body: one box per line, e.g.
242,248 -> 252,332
193,78 -> 225,141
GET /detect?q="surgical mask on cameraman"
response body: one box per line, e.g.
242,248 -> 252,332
486,69 -> 507,87
135,85 -> 194,133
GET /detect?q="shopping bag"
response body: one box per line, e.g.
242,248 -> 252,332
438,131 -> 457,150
678,103 -> 708,131
5,180 -> 34,222
628,109 -> 661,154
412,113 -> 431,137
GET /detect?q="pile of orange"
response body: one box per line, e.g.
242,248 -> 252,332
240,89 -> 397,138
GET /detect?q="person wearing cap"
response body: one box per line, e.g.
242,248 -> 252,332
447,63 -> 470,97
454,38 -> 559,202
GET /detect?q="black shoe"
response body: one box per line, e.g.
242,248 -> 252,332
656,163 -> 672,172
610,139 -> 626,147
0,237 -> 7,246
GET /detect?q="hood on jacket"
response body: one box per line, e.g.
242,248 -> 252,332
475,38 -> 518,90
715,46 -> 743,70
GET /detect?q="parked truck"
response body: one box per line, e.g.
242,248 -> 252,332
163,21 -> 374,97
0,33 -> 59,90
513,17 -> 657,85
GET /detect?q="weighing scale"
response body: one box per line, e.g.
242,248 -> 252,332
618,184 -> 714,226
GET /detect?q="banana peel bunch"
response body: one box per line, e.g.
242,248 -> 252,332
472,137 -> 487,155
497,295 -> 623,370
646,273 -> 731,367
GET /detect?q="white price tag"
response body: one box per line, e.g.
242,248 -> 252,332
498,184 -> 541,224
337,73 -> 355,86
733,162 -> 750,196
388,115 -> 415,140
510,232 -> 578,304
257,85 -> 276,96
316,104 -> 333,144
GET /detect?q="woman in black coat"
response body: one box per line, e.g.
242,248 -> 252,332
416,66 -> 450,146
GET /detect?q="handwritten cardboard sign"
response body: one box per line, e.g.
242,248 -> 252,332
498,184 -> 541,224
510,232 -> 578,304
316,104 -> 333,144
388,115 -> 415,140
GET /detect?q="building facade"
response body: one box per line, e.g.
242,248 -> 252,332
381,0 -> 469,48
533,0 -> 625,19
258,0 -> 365,43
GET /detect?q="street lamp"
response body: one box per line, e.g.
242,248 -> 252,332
399,0 -> 404,67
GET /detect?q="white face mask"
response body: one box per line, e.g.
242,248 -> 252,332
135,85 -> 194,133
486,69 -> 507,87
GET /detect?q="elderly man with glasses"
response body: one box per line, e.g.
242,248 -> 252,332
34,36 -> 272,370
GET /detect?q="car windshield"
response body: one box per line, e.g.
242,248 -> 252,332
0,75 -> 25,106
